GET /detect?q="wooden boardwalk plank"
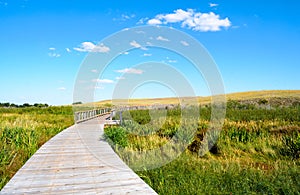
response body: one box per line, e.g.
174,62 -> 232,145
1,115 -> 157,195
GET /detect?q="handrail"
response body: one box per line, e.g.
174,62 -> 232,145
74,108 -> 112,123
74,104 -> 177,124
115,104 -> 177,111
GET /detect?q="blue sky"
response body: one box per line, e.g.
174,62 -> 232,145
0,0 -> 299,105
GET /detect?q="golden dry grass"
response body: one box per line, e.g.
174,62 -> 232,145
92,90 -> 300,107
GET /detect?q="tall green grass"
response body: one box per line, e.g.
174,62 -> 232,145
104,104 -> 300,194
0,106 -> 74,190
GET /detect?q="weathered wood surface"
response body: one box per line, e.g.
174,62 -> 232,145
1,115 -> 157,195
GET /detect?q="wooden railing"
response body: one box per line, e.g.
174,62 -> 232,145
74,108 -> 112,123
74,104 -> 177,124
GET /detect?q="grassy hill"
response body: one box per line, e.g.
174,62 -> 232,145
93,90 -> 300,107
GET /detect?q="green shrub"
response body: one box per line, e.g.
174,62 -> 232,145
104,126 -> 128,147
281,133 -> 300,159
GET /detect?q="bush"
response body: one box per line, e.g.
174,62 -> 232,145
104,126 -> 128,147
258,99 -> 268,105
280,133 -> 300,159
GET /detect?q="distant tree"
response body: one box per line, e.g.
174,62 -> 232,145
10,103 -> 18,108
33,103 -> 49,108
23,103 -> 31,107
2,102 -> 10,107
72,102 -> 83,105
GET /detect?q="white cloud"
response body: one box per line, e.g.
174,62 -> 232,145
49,47 -> 56,51
66,48 -> 71,52
137,18 -> 148,25
120,51 -> 129,55
92,79 -> 114,84
130,40 -> 147,50
114,14 -> 135,22
168,60 -> 177,63
130,40 -> 142,48
148,18 -> 162,25
146,42 -> 153,46
147,9 -> 231,32
180,41 -> 189,46
58,87 -> 66,91
136,30 -> 146,34
157,9 -> 193,23
74,42 -> 110,53
48,53 -> 61,58
156,36 -> 169,41
121,14 -> 135,21
91,69 -> 98,73
209,3 -> 219,7
186,12 -> 231,32
143,53 -> 152,57
116,76 -> 125,80
115,68 -> 144,74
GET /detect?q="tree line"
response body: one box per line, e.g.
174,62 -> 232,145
0,102 -> 49,108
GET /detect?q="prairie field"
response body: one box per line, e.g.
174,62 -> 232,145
0,106 -> 74,189
96,90 -> 300,107
104,94 -> 300,194
0,90 -> 299,193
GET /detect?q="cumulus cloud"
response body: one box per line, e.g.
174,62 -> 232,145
156,36 -> 169,41
146,42 -> 153,46
114,14 -> 135,22
48,47 -> 61,57
180,41 -> 189,46
74,42 -> 110,53
121,14 -> 135,20
119,51 -> 129,55
148,18 -> 162,25
92,79 -> 114,84
66,48 -> 71,53
48,53 -> 61,58
147,9 -> 231,32
137,18 -> 149,25
130,40 -> 147,50
143,53 -> 152,57
115,68 -> 144,74
168,60 -> 177,63
209,3 -> 219,7
130,40 -> 142,48
136,30 -> 146,34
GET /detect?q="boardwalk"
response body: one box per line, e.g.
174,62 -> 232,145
1,115 -> 157,194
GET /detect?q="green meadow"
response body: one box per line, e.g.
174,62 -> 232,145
104,97 -> 300,194
0,91 -> 299,194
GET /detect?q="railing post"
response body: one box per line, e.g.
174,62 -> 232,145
74,107 -> 113,123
